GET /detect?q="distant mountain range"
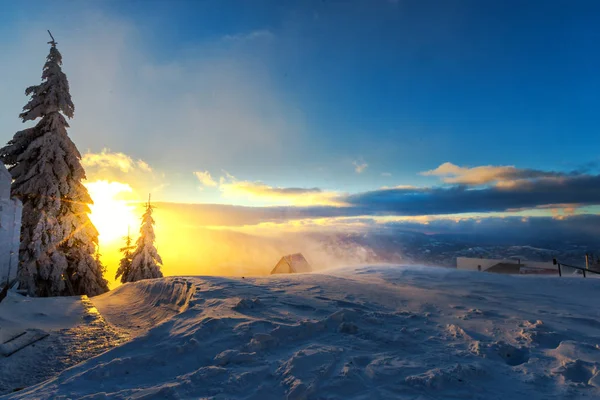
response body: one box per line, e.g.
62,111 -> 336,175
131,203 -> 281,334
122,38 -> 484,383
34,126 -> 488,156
307,229 -> 597,269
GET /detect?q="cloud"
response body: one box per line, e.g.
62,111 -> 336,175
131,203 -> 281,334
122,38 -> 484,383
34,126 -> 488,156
219,174 -> 345,206
380,184 -> 419,190
137,160 -> 152,173
353,159 -> 368,173
344,174 -> 600,216
82,149 -> 151,173
421,162 -> 564,186
222,30 -> 275,42
219,170 -> 237,186
81,149 -> 165,201
193,170 -> 217,187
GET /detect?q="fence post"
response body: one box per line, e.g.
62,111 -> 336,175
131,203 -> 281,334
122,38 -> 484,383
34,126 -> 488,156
583,268 -> 586,278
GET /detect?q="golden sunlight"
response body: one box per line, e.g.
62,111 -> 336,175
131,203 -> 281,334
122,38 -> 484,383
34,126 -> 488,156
85,180 -> 139,243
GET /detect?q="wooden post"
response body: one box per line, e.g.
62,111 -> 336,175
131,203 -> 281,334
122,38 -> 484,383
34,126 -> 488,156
585,254 -> 589,271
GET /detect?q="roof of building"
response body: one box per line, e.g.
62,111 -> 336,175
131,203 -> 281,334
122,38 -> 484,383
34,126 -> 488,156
486,262 -> 521,274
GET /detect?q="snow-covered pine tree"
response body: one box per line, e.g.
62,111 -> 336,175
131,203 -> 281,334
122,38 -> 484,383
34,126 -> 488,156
125,196 -> 163,282
115,228 -> 135,283
0,32 -> 108,297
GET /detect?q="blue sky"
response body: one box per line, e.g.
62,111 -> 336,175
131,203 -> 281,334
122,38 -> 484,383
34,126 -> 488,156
98,0 -> 600,175
1,0 -> 600,224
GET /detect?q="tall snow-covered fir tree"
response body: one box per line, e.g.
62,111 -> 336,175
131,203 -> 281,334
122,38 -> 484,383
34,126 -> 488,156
0,33 -> 108,297
124,197 -> 164,282
115,229 -> 135,283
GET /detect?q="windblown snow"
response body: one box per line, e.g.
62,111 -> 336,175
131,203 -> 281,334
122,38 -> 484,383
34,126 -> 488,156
3,265 -> 600,399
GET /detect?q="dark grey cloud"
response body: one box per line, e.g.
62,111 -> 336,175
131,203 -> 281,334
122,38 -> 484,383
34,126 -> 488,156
343,174 -> 600,216
152,202 -> 340,227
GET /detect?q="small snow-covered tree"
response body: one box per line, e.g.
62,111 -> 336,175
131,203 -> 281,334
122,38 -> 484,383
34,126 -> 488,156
125,197 -> 163,282
0,32 -> 108,296
115,229 -> 135,283
95,246 -> 108,280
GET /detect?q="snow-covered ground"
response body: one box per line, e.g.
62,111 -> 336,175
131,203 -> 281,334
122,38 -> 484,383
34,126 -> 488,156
3,265 -> 600,399
0,292 -> 127,395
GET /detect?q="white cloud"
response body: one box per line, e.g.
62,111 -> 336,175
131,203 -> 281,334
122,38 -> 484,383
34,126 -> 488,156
218,173 -> 345,206
379,184 -> 419,190
421,162 -> 563,186
81,149 -> 166,201
82,149 -> 151,173
421,162 -> 512,185
137,160 -> 152,172
222,30 -> 274,42
219,170 -> 237,186
353,159 -> 368,174
193,170 -> 217,187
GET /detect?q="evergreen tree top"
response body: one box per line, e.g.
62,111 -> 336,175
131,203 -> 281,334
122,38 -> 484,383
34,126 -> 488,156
119,229 -> 135,253
138,196 -> 157,244
20,31 -> 74,122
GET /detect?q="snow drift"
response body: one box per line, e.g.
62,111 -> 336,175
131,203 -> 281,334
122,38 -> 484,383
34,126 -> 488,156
4,266 -> 600,399
92,277 -> 195,336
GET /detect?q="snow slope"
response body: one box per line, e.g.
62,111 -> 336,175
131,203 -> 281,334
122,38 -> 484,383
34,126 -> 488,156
5,266 -> 600,399
0,292 -> 126,394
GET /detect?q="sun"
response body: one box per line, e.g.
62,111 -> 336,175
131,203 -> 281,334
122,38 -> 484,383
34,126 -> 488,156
85,180 -> 139,243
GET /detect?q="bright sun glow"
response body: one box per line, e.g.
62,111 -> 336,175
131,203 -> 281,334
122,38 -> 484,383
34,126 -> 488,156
85,180 -> 139,243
